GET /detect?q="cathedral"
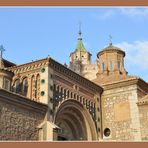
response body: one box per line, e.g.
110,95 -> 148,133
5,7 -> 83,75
0,30 -> 148,141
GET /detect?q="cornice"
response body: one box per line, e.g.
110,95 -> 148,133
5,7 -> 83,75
137,101 -> 148,106
7,58 -> 49,74
102,77 -> 148,92
137,94 -> 148,106
0,68 -> 14,76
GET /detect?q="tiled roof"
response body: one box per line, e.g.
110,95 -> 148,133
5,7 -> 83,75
75,38 -> 87,52
98,43 -> 126,57
103,43 -> 122,51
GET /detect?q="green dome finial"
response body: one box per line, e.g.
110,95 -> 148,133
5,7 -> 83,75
75,22 -> 87,52
78,21 -> 82,40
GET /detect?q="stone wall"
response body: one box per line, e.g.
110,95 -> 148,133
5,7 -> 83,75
102,84 -> 141,141
0,89 -> 47,141
82,63 -> 99,80
138,105 -> 148,141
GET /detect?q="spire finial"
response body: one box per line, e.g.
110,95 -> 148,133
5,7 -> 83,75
78,21 -> 82,40
0,45 -> 5,59
109,35 -> 112,46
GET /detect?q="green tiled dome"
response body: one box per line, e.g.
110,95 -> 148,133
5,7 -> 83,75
75,39 -> 87,52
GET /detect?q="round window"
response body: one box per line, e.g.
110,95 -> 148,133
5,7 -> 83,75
104,128 -> 111,137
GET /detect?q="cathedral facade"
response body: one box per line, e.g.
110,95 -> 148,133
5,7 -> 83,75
0,31 -> 148,141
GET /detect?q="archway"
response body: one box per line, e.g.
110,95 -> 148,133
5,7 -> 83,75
54,99 -> 97,141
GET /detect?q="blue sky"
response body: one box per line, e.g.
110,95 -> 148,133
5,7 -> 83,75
0,7 -> 148,81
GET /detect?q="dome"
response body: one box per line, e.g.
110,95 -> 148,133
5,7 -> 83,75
97,43 -> 125,58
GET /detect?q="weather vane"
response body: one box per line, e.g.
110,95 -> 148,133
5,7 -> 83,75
109,35 -> 112,45
0,45 -> 5,58
78,21 -> 82,36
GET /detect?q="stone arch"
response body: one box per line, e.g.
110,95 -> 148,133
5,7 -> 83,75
54,99 -> 97,141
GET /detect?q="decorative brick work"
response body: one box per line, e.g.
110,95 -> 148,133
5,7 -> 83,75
102,92 -> 133,140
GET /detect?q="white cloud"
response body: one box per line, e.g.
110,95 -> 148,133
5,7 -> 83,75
115,41 -> 148,70
119,8 -> 148,18
91,8 -> 148,20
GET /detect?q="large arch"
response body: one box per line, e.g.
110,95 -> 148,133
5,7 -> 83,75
54,99 -> 97,141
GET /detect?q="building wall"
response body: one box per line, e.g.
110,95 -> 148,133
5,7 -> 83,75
138,104 -> 148,141
0,89 -> 47,141
82,64 -> 99,80
70,51 -> 91,65
8,58 -> 50,104
102,84 -> 141,141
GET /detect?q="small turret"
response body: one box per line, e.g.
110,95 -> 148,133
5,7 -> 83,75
96,39 -> 127,79
69,26 -> 92,75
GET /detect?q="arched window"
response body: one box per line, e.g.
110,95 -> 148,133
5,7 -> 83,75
15,79 -> 21,93
110,61 -> 113,71
4,78 -> 10,90
36,74 -> 40,101
22,77 -> 28,96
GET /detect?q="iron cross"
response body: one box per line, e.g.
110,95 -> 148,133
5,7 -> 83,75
109,35 -> 112,45
0,45 -> 5,58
